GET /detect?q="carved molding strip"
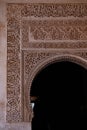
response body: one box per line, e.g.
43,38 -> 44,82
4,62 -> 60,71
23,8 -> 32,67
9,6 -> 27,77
24,42 -> 87,49
21,3 -> 87,17
7,4 -> 22,122
22,19 -> 87,48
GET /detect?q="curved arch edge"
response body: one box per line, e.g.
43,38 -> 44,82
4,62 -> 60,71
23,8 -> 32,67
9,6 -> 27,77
24,54 -> 87,122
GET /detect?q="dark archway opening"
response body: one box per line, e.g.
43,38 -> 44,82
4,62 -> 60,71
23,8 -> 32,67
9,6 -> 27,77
30,61 -> 87,129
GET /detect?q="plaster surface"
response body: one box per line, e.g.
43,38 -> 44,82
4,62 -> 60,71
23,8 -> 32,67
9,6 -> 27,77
1,0 -> 87,3
0,0 -> 87,129
0,1 -> 7,122
0,123 -> 31,130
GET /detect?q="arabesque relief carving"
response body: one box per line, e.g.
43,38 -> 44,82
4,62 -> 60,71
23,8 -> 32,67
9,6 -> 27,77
23,50 -> 87,87
29,20 -> 87,40
7,4 -> 21,122
23,50 -> 87,121
22,19 -> 87,48
7,3 -> 87,122
21,3 -> 87,17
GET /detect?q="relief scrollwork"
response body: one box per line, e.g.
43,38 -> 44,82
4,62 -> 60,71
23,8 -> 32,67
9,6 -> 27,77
7,3 -> 87,123
21,3 -> 87,17
22,20 -> 87,49
23,50 -> 87,121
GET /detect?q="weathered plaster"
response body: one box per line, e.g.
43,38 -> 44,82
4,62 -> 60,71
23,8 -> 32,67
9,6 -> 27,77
0,1 -> 7,122
1,0 -> 87,3
0,123 -> 31,130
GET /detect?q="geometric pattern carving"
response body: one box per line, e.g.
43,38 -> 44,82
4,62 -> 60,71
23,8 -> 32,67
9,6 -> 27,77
23,50 -> 87,95
7,3 -> 87,123
23,51 -> 55,121
23,20 -> 87,40
21,3 -> 87,17
7,4 -> 21,122
23,50 -> 87,87
23,50 -> 87,121
22,20 -> 87,48
24,42 -> 87,49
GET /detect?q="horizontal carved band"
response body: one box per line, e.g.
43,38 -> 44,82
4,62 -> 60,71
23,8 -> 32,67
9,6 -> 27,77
21,3 -> 87,17
22,19 -> 87,48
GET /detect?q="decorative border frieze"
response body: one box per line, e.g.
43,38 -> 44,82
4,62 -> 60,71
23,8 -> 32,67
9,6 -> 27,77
7,3 -> 87,123
22,19 -> 87,48
23,42 -> 87,49
21,3 -> 87,17
7,4 -> 22,122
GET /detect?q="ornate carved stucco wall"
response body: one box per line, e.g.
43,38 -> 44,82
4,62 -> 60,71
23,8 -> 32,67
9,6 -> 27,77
7,1 -> 87,125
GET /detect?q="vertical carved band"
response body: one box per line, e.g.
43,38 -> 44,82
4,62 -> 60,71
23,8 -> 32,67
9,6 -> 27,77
7,4 -> 21,122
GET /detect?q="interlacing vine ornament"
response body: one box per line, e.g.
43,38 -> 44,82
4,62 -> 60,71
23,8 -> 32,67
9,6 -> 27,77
7,3 -> 87,122
21,3 -> 87,17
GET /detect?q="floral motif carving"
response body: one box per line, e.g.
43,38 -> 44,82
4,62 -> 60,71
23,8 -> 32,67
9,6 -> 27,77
23,51 -> 54,84
25,42 -> 87,49
7,3 -> 87,123
24,50 -> 87,83
22,20 -> 87,48
23,50 -> 87,120
29,20 -> 87,40
7,4 -> 22,122
21,3 -> 87,17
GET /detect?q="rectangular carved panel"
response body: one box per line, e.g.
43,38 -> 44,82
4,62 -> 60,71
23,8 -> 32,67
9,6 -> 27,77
22,19 -> 87,48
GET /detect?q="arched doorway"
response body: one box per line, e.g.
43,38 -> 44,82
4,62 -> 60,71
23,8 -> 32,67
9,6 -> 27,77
30,61 -> 87,129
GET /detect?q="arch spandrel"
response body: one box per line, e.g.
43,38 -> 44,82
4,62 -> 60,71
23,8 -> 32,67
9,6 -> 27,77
23,53 -> 87,122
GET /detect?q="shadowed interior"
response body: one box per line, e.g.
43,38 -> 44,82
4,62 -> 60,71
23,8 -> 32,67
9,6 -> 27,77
30,61 -> 87,129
